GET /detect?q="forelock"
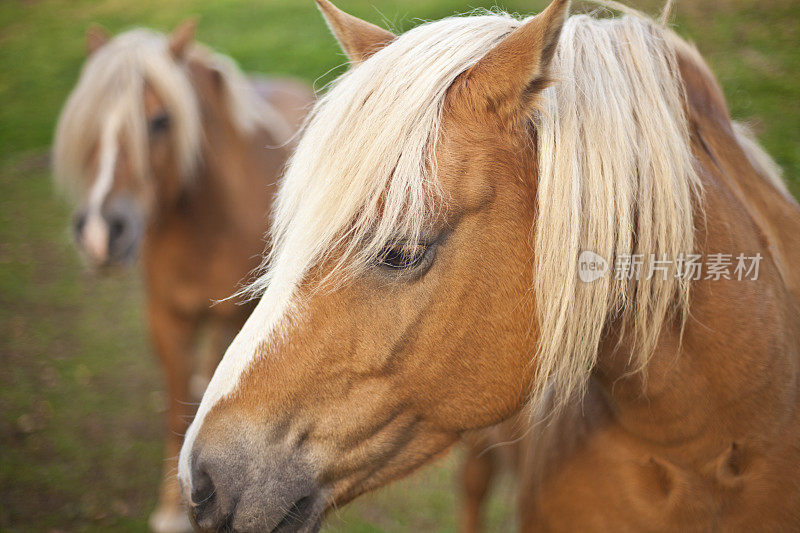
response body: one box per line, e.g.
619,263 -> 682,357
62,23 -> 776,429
248,13 -> 525,299
53,29 -> 201,193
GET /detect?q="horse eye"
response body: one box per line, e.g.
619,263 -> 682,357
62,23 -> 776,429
377,243 -> 428,269
148,112 -> 170,134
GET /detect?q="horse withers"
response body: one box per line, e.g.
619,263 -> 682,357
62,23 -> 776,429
180,0 -> 800,530
53,21 -> 313,532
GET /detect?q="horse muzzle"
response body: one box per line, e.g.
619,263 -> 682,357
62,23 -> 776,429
184,428 -> 325,533
73,194 -> 144,268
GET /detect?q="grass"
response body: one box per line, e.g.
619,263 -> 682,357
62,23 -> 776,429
0,0 -> 797,530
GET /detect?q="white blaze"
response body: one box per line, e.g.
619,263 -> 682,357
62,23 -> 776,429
178,276 -> 299,496
81,105 -> 123,263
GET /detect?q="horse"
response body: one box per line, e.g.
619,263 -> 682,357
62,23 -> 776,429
178,0 -> 800,530
52,21 -> 313,532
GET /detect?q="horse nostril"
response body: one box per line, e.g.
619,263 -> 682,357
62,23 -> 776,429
191,463 -> 216,511
73,212 -> 87,238
107,216 -> 126,244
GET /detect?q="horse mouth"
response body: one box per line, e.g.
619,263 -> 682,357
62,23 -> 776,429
189,490 -> 326,533
269,494 -> 324,533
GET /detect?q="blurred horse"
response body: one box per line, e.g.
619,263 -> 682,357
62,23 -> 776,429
53,21 -> 312,532
179,0 -> 800,530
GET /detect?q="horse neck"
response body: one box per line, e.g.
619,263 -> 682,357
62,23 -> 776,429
171,74 -> 284,230
590,48 -> 800,455
198,120 -> 279,221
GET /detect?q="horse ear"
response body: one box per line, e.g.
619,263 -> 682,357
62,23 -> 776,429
86,24 -> 110,56
315,0 -> 396,64
169,17 -> 198,60
459,0 -> 569,112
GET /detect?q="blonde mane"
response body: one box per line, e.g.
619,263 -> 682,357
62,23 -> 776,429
733,121 -> 792,200
53,28 -> 290,192
255,10 -> 701,412
532,14 -> 700,409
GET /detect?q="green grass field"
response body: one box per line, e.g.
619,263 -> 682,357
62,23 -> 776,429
0,0 -> 797,530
